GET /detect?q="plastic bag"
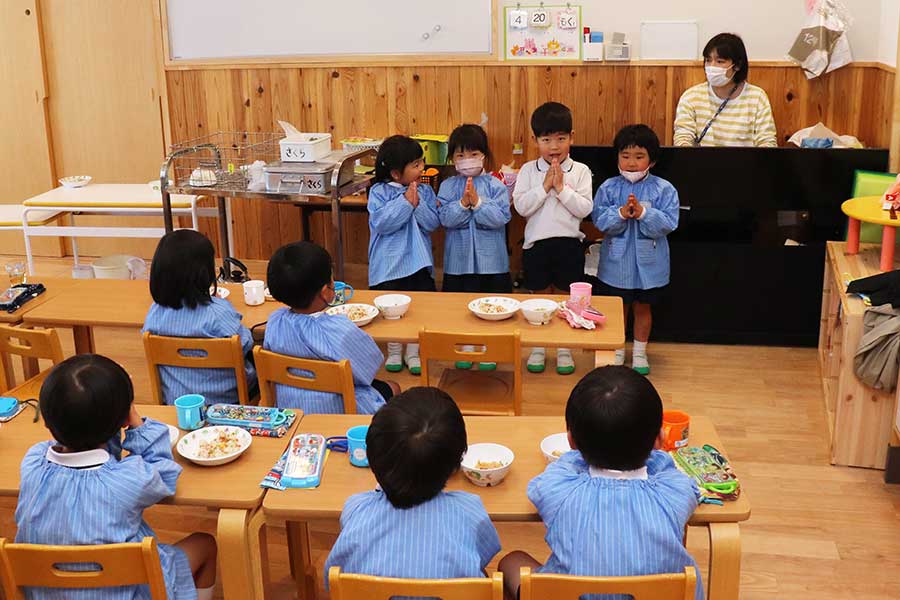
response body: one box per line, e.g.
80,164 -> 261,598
787,0 -> 853,79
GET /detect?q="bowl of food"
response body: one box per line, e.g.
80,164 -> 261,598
460,443 -> 514,487
373,294 -> 411,320
325,303 -> 379,327
540,432 -> 572,464
176,425 -> 252,467
520,299 -> 560,326
468,297 -> 520,321
59,175 -> 91,188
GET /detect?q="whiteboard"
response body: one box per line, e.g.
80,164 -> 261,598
166,0 -> 493,60
639,20 -> 699,60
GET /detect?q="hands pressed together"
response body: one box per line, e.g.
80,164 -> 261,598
619,194 -> 644,219
542,157 -> 566,195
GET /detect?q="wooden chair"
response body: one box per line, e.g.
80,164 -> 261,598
329,566 -> 504,600
419,328 -> 522,416
519,566 -> 697,600
0,324 -> 64,394
253,346 -> 357,412
142,331 -> 251,405
0,537 -> 168,600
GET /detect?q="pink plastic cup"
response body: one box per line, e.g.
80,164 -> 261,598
568,282 -> 592,315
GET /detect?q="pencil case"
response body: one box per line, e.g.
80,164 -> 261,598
281,434 -> 327,489
206,404 -> 288,430
672,445 -> 740,500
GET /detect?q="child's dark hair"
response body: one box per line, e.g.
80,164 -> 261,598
448,124 -> 493,171
375,135 -> 424,183
530,102 -> 573,137
266,241 -> 332,310
703,33 -> 749,84
613,124 -> 661,163
565,366 -> 663,471
367,387 -> 467,509
40,354 -> 134,452
149,229 -> 216,309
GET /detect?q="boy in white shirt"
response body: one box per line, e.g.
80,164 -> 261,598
513,102 -> 594,374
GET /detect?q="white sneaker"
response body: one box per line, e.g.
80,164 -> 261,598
386,342 -> 403,373
614,348 -> 626,366
556,348 -> 575,375
632,352 -> 650,375
527,348 -> 546,373
405,343 -> 421,375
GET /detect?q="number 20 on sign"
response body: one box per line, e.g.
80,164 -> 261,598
530,9 -> 551,28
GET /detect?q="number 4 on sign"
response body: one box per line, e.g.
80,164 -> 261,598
531,9 -> 551,28
558,10 -> 578,30
509,9 -> 527,29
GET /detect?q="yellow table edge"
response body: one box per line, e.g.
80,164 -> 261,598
841,195 -> 900,227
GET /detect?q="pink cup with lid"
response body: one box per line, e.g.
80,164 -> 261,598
568,282 -> 592,315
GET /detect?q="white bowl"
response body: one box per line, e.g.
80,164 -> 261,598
468,297 -> 520,321
325,303 -> 379,327
373,294 -> 411,320
59,175 -> 91,188
540,432 -> 571,464
460,443 -> 514,487
189,168 -> 217,187
520,299 -> 560,326
210,286 -> 230,299
176,425 -> 252,467
167,424 -> 180,448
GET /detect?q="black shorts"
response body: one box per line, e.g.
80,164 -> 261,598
442,273 -> 512,294
522,237 -> 585,291
372,379 -> 394,402
370,267 -> 436,292
590,278 -> 668,305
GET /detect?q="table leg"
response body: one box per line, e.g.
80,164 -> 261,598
846,218 -> 861,254
217,195 -> 230,261
707,522 -> 741,600
881,226 -> 896,271
594,350 -> 617,368
217,508 -> 254,600
247,508 -> 269,600
72,326 -> 95,354
300,206 -> 311,241
286,520 -> 318,600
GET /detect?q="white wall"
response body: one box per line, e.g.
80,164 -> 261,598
503,1 -> 888,62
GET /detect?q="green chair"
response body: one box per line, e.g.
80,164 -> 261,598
850,170 -> 898,243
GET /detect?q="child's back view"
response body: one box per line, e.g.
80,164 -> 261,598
500,366 -> 702,600
325,387 -> 500,581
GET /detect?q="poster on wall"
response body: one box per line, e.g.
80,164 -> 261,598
504,4 -> 582,60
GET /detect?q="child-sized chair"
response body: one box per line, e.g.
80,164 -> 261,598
328,566 -> 504,600
418,329 -> 522,416
0,537 -> 168,600
0,324 -> 64,393
253,346 -> 357,412
850,170 -> 900,244
142,331 -> 252,405
519,566 -> 697,600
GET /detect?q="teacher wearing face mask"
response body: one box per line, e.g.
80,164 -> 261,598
673,33 -> 777,147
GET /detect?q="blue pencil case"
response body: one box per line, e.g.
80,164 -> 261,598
205,404 -> 288,430
281,434 -> 327,489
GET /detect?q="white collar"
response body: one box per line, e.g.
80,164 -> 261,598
46,445 -> 110,470
537,156 -> 574,172
589,465 -> 648,480
387,181 -> 405,188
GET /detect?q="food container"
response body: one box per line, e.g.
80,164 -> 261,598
176,425 -> 252,467
373,294 -> 411,319
411,134 -> 449,165
540,433 -> 571,463
279,133 -> 332,162
460,443 -> 514,487
264,160 -> 336,194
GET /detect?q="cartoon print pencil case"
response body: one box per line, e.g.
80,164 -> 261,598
672,445 -> 741,501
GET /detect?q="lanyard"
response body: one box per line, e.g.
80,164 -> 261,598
694,83 -> 739,146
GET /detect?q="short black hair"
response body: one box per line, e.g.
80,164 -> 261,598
367,387 -> 467,509
703,33 -> 749,84
375,135 -> 424,183
266,241 -> 332,310
40,354 -> 134,452
613,124 -> 661,163
448,124 -> 493,171
531,102 -> 573,137
149,229 -> 216,309
565,366 -> 663,470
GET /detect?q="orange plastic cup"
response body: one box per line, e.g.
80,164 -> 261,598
662,410 -> 690,451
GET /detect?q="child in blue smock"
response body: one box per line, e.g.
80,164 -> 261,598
15,354 -> 217,600
263,241 -> 399,413
324,386 -> 500,584
499,366 -> 703,600
368,135 -> 440,376
142,229 -> 256,405
592,125 -> 679,375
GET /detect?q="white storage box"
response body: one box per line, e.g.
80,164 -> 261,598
279,133 -> 332,163
263,161 -> 336,194
605,43 -> 631,62
583,42 -> 604,62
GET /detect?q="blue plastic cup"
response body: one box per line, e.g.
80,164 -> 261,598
174,394 -> 206,431
346,425 -> 369,467
333,281 -> 354,305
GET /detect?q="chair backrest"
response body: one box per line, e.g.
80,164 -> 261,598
253,346 -> 356,412
328,566 -> 504,600
519,566 -> 697,600
0,325 -> 64,393
0,537 -> 168,600
142,331 -> 250,405
851,170 -> 899,244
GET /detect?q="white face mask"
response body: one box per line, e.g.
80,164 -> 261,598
619,168 -> 649,184
705,65 -> 733,88
454,156 -> 484,177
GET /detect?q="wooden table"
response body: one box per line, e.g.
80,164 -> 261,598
0,277 -> 80,325
258,415 -> 749,600
0,375 -> 299,599
842,195 -> 900,271
21,280 -> 626,365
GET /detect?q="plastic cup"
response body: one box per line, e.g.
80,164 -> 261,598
346,425 -> 369,467
174,394 -> 207,431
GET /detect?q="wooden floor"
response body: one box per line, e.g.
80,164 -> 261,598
2,255 -> 900,599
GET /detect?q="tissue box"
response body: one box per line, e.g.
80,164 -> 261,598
411,134 -> 449,165
280,133 -> 332,163
583,42 -> 604,62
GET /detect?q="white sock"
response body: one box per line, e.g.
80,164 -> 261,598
632,341 -> 649,369
614,348 -> 626,365
386,342 -> 403,367
633,340 -> 648,358
196,585 -> 215,600
405,343 -> 420,359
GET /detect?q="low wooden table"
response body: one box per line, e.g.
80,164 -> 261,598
21,280 -> 625,366
0,276 -> 79,325
842,195 -> 900,271
0,375 -> 299,599
257,414 -> 749,600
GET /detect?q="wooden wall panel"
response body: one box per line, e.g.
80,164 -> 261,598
166,64 -> 894,262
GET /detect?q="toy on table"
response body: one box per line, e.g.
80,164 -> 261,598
0,283 -> 45,313
0,396 -> 39,423
671,445 -> 741,502
281,434 -> 328,489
